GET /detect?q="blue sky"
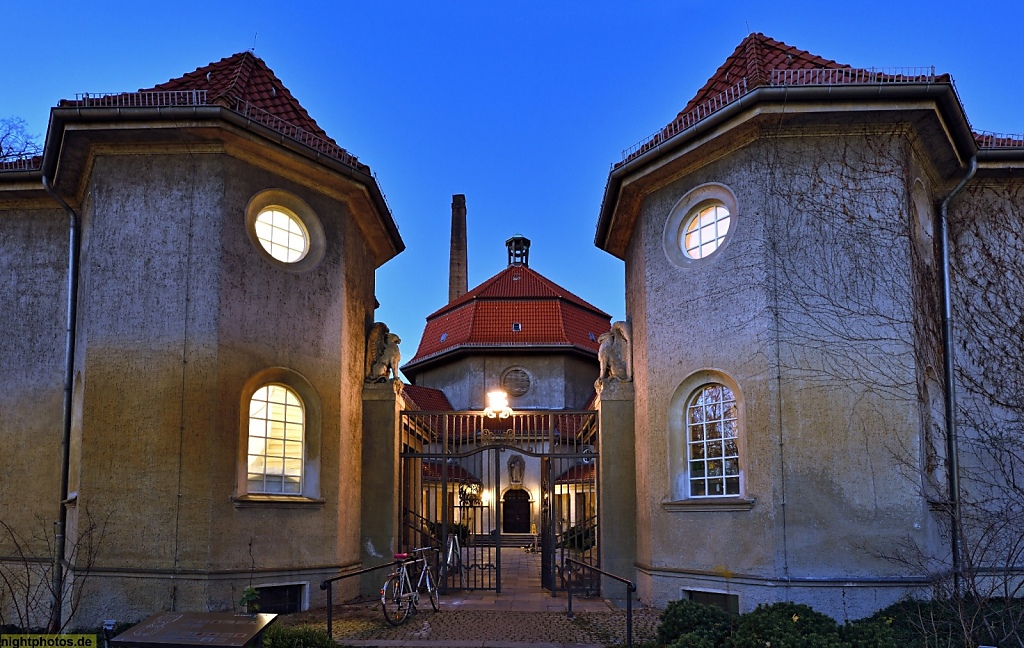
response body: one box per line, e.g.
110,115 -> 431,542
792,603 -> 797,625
5,1 -> 1022,369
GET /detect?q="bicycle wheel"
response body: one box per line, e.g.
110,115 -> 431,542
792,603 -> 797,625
424,567 -> 440,611
381,574 -> 409,626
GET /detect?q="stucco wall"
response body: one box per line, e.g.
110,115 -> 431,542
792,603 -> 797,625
627,131 -> 936,617
33,147 -> 376,625
0,202 -> 68,569
412,353 -> 598,411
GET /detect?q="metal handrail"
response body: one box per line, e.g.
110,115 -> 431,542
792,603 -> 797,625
319,561 -> 397,636
564,557 -> 636,648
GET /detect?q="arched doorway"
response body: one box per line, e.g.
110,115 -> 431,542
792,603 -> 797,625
502,488 -> 530,533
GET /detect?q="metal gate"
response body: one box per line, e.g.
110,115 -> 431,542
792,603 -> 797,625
399,410 -> 600,594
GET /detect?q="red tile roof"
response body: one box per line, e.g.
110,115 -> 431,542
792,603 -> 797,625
145,51 -> 334,143
555,462 -> 595,485
402,384 -> 454,411
617,33 -> 958,167
53,51 -> 368,173
404,265 -> 611,370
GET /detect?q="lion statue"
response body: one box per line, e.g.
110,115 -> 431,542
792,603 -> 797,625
597,320 -> 632,383
365,322 -> 401,383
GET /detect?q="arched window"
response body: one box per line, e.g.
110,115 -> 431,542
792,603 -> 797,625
667,371 -> 746,504
247,384 -> 305,494
686,384 -> 739,497
236,367 -> 322,504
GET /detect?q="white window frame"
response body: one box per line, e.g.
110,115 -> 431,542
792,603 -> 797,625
667,370 -> 746,502
663,183 -> 739,268
247,383 -> 306,495
245,189 -> 326,274
236,367 -> 322,503
685,383 -> 740,498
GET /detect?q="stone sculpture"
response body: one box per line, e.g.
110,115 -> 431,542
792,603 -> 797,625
365,322 -> 401,382
597,320 -> 632,383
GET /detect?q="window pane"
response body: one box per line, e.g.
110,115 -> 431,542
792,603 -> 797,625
247,383 -> 305,495
247,456 -> 265,474
707,423 -> 722,440
248,438 -> 266,456
690,460 -> 706,477
691,479 -> 706,496
266,457 -> 284,475
708,460 -> 723,476
725,477 -> 740,495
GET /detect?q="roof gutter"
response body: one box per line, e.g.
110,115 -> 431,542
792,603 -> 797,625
937,154 -> 977,592
595,81 -> 975,256
41,174 -> 79,632
43,105 -> 403,262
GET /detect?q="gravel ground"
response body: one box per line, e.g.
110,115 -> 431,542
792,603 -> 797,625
280,599 -> 661,647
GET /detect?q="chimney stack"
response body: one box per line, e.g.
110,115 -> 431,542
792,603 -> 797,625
449,194 -> 468,303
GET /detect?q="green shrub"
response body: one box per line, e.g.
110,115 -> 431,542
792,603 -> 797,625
841,616 -> 901,648
262,624 -> 335,648
657,599 -> 734,647
728,602 -> 843,648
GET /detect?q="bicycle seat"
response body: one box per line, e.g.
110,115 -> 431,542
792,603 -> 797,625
394,553 -> 409,560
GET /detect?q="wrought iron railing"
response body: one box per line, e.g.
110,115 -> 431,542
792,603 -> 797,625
74,90 -> 208,107
975,130 -> 1024,149
769,66 -> 937,86
57,91 -> 373,175
228,98 -> 365,170
620,78 -> 749,161
0,156 -> 42,171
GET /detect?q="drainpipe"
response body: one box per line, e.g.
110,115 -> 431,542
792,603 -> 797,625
937,155 -> 976,593
42,175 -> 80,632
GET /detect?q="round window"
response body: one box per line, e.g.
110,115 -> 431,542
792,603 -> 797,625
254,207 -> 309,263
663,183 -> 738,268
502,367 -> 531,397
681,202 -> 731,259
245,189 -> 326,273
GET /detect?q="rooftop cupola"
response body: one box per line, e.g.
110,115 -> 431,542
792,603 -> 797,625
506,235 -> 531,267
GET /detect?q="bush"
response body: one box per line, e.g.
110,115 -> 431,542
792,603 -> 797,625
657,599 -> 734,647
729,602 -> 844,648
262,624 -> 335,648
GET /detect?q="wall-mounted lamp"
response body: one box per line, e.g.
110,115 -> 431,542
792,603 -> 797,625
484,390 -> 513,419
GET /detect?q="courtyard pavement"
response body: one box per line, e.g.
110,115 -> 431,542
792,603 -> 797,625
283,547 -> 661,647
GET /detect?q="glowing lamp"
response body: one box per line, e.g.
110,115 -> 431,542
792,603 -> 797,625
484,390 -> 513,419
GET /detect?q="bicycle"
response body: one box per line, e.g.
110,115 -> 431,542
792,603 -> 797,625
380,546 -> 439,625
439,533 -> 464,587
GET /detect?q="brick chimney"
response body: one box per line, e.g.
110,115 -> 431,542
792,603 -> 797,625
449,194 -> 468,303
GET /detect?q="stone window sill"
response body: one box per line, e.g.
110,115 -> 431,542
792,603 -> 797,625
232,495 -> 325,509
662,497 -> 755,512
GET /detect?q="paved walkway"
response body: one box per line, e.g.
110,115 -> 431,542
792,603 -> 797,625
284,547 -> 661,647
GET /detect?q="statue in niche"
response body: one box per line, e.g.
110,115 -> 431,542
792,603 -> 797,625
508,454 -> 525,485
597,320 -> 632,384
365,322 -> 401,382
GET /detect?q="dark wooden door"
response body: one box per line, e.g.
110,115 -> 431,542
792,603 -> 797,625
502,489 -> 530,533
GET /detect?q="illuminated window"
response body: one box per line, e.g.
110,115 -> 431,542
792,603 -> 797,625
687,384 -> 739,497
247,384 -> 304,494
245,189 -> 325,273
255,207 -> 308,263
682,203 -> 731,259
